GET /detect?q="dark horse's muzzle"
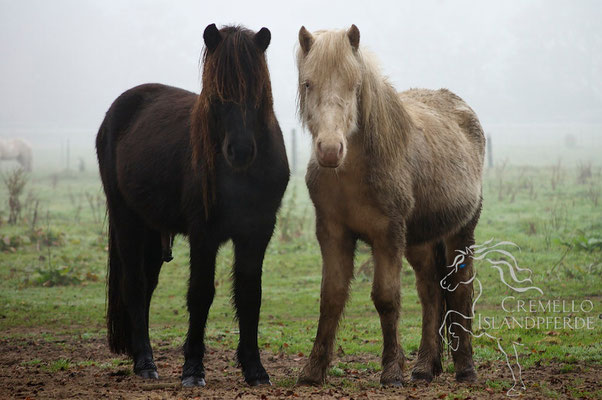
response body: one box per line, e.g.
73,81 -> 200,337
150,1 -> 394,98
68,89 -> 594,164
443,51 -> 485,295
224,140 -> 257,169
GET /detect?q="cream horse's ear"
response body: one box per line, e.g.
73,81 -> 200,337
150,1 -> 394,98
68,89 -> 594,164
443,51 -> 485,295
299,26 -> 314,54
347,24 -> 360,51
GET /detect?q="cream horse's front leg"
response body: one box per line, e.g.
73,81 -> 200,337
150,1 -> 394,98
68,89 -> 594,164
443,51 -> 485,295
298,218 -> 356,385
371,237 -> 405,386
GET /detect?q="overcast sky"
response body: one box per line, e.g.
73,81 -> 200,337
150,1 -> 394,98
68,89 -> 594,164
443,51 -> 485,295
0,0 -> 600,144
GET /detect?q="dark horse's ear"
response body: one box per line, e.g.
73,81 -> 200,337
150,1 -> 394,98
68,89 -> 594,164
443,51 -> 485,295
347,24 -> 360,51
299,26 -> 314,55
254,27 -> 271,52
203,23 -> 222,52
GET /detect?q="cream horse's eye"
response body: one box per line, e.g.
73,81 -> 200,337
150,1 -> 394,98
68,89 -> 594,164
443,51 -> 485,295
304,81 -> 311,89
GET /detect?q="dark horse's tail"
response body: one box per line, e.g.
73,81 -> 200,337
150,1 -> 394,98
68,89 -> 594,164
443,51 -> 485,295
96,91 -> 147,355
106,222 -> 129,354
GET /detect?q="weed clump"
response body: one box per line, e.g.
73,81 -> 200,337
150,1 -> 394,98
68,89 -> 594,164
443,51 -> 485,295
2,168 -> 28,224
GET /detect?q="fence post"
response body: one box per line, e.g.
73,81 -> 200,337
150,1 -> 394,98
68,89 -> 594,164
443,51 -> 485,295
66,138 -> 70,171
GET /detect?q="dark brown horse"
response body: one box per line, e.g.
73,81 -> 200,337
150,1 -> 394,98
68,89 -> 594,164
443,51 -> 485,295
96,24 -> 289,387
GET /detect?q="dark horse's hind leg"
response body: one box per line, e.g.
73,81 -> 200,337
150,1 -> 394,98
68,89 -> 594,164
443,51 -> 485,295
443,211 -> 480,383
111,208 -> 161,379
232,230 -> 274,386
143,230 -> 163,350
406,242 -> 445,382
182,232 -> 219,387
161,233 -> 174,262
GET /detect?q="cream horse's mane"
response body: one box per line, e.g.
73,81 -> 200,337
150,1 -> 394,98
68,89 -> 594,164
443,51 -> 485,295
296,29 -> 413,166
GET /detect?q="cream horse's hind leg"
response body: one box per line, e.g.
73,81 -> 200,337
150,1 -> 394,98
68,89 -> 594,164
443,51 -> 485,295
444,217 -> 479,382
406,241 -> 444,382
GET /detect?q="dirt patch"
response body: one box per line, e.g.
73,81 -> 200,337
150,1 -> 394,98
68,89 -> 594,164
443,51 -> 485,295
0,335 -> 600,399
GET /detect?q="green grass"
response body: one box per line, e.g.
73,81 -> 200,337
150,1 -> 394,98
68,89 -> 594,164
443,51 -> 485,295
43,358 -> 72,372
0,164 -> 601,371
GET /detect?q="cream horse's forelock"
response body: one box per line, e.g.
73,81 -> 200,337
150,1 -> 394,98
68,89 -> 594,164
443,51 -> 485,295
296,26 -> 412,168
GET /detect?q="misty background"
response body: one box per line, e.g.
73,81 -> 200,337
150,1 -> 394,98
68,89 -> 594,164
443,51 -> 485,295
1,0 -> 601,171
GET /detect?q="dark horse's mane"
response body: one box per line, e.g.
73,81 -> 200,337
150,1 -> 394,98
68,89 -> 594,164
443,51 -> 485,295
190,26 -> 275,217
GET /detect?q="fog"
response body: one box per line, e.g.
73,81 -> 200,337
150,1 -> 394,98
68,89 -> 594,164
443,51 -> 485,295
1,0 -> 601,168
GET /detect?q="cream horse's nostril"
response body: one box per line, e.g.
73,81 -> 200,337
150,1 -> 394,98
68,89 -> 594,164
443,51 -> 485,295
338,142 -> 343,157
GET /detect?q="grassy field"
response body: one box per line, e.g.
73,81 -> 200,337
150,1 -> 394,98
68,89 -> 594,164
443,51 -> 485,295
1,161 -> 601,398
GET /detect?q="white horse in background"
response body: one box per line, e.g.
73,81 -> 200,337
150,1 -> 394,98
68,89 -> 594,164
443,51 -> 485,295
439,239 -> 544,396
0,138 -> 32,171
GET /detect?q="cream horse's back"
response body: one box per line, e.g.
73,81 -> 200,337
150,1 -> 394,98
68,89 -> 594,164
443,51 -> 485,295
0,138 -> 33,171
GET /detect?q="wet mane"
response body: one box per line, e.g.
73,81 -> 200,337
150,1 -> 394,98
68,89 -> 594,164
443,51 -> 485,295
190,26 -> 274,218
297,30 -> 413,166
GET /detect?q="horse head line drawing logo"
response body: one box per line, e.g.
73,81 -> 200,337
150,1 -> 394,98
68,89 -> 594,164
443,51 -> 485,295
438,238 -> 544,397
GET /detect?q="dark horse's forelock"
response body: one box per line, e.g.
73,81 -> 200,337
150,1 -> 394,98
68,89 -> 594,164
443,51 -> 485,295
190,25 -> 274,218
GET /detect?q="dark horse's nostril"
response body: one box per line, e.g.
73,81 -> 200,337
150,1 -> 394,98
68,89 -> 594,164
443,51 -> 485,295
227,144 -> 235,158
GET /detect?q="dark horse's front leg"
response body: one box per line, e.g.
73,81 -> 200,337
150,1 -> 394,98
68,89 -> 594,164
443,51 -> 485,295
182,233 -> 219,387
232,229 -> 274,386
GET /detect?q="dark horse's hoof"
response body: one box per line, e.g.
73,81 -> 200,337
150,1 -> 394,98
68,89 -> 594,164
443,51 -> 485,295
136,369 -> 159,379
244,370 -> 271,387
182,375 -> 206,387
241,358 -> 271,387
456,367 -> 477,383
247,377 -> 271,386
134,359 -> 158,380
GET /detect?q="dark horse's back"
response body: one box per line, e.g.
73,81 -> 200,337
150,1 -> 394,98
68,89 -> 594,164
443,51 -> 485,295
96,83 -> 198,234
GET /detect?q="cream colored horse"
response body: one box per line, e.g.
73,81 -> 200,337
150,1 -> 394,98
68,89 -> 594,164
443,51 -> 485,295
296,25 -> 485,386
0,138 -> 32,171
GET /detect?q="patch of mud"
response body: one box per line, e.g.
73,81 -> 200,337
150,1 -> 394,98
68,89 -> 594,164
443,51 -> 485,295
0,336 -> 599,399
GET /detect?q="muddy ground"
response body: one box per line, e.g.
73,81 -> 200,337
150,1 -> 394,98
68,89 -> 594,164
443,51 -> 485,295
0,335 -> 600,399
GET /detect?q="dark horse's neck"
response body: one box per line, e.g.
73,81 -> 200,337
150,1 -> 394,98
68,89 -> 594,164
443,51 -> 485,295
188,26 -> 277,219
